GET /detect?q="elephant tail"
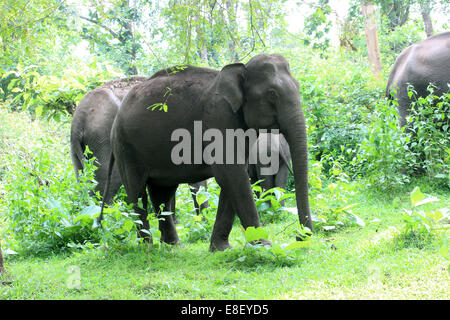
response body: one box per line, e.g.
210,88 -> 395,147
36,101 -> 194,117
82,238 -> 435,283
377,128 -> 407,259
70,132 -> 86,181
99,151 -> 115,226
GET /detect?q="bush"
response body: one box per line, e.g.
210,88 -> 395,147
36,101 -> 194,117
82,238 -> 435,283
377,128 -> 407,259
394,186 -> 449,252
407,88 -> 450,185
0,110 -> 139,255
0,58 -> 122,119
358,89 -> 450,191
283,48 -> 382,177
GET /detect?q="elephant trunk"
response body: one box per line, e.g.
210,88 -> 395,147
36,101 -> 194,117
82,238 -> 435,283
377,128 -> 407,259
279,105 -> 313,233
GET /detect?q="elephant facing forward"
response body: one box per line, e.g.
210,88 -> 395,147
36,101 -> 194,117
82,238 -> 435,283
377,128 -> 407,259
103,54 -> 312,251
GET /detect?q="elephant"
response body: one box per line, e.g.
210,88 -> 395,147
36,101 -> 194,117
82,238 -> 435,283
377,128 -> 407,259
248,132 -> 292,206
70,77 -> 208,215
386,31 -> 450,129
70,77 -> 146,203
102,53 -> 312,251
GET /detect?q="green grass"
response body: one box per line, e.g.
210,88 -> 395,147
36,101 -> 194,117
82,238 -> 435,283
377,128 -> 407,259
0,108 -> 448,300
1,182 -> 448,300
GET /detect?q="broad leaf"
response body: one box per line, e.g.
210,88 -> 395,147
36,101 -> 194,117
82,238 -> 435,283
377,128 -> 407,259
244,227 -> 269,243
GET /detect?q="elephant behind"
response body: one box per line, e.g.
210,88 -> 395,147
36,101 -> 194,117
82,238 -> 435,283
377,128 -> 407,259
386,31 -> 450,129
71,77 -> 146,203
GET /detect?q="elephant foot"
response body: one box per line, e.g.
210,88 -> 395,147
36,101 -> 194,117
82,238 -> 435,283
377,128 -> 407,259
209,239 -> 232,252
160,232 -> 181,246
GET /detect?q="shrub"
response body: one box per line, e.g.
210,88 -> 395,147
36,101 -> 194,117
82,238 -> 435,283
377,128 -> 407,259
0,58 -> 121,119
394,186 -> 449,251
407,88 -> 450,186
0,110 -> 138,255
358,88 -> 450,191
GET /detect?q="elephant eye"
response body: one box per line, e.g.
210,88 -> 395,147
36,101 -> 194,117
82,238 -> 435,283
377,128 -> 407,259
267,89 -> 278,102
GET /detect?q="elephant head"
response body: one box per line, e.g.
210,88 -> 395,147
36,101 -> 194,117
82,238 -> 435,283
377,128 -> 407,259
209,54 -> 312,231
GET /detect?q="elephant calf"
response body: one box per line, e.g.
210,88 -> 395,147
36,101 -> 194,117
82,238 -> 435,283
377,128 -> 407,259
70,77 -> 208,215
248,132 -> 292,206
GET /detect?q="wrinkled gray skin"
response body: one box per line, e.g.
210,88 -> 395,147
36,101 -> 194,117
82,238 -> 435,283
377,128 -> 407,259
106,54 -> 312,251
70,77 -> 208,215
248,133 -> 292,206
386,31 -> 450,129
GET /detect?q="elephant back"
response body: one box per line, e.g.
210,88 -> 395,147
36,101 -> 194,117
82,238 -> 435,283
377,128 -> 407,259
100,76 -> 148,102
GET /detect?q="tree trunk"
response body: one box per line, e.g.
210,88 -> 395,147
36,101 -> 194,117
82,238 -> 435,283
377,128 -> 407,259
0,241 -> 5,275
194,11 -> 209,64
225,0 -> 239,62
361,2 -> 383,78
420,0 -> 434,37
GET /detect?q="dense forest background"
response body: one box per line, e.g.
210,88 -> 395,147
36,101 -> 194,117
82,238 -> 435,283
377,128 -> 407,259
0,0 -> 449,299
2,0 -> 448,184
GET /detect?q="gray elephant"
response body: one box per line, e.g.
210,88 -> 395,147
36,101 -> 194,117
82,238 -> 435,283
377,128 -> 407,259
102,54 -> 312,251
386,31 -> 450,129
70,77 -> 208,215
248,132 -> 292,206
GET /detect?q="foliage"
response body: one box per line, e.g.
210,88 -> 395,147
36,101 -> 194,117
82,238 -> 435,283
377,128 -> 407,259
358,88 -> 450,191
75,0 -> 149,75
357,96 -> 414,190
173,181 -> 220,243
0,58 -> 121,118
307,162 -> 366,232
0,111 -> 140,255
302,0 -> 333,56
283,48 -> 383,177
394,186 -> 449,251
407,87 -> 450,184
378,18 -> 424,65
227,224 -> 313,266
0,0 -> 449,301
251,182 -> 295,224
158,0 -> 287,67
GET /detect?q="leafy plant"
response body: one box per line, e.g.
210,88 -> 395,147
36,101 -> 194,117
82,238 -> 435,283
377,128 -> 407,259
0,117 -> 140,255
251,182 -> 295,224
395,186 -> 449,251
0,59 -> 121,119
407,87 -> 450,186
402,186 -> 449,235
359,87 -> 449,191
174,182 -> 218,243
305,161 -> 365,232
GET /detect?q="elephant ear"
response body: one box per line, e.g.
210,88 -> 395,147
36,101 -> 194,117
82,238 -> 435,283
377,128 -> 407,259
213,63 -> 246,113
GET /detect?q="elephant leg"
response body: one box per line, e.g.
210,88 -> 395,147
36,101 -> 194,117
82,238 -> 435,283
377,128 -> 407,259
170,196 -> 179,224
274,165 -> 290,207
248,164 -> 262,199
209,189 -> 235,252
119,164 -> 150,241
211,165 -> 268,251
148,185 -> 180,245
94,157 -> 122,205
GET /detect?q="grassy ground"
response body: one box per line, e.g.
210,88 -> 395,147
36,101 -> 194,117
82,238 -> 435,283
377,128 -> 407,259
1,181 -> 448,300
0,108 -> 448,300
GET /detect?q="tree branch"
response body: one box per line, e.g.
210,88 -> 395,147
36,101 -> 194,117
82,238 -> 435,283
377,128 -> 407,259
78,15 -> 119,39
